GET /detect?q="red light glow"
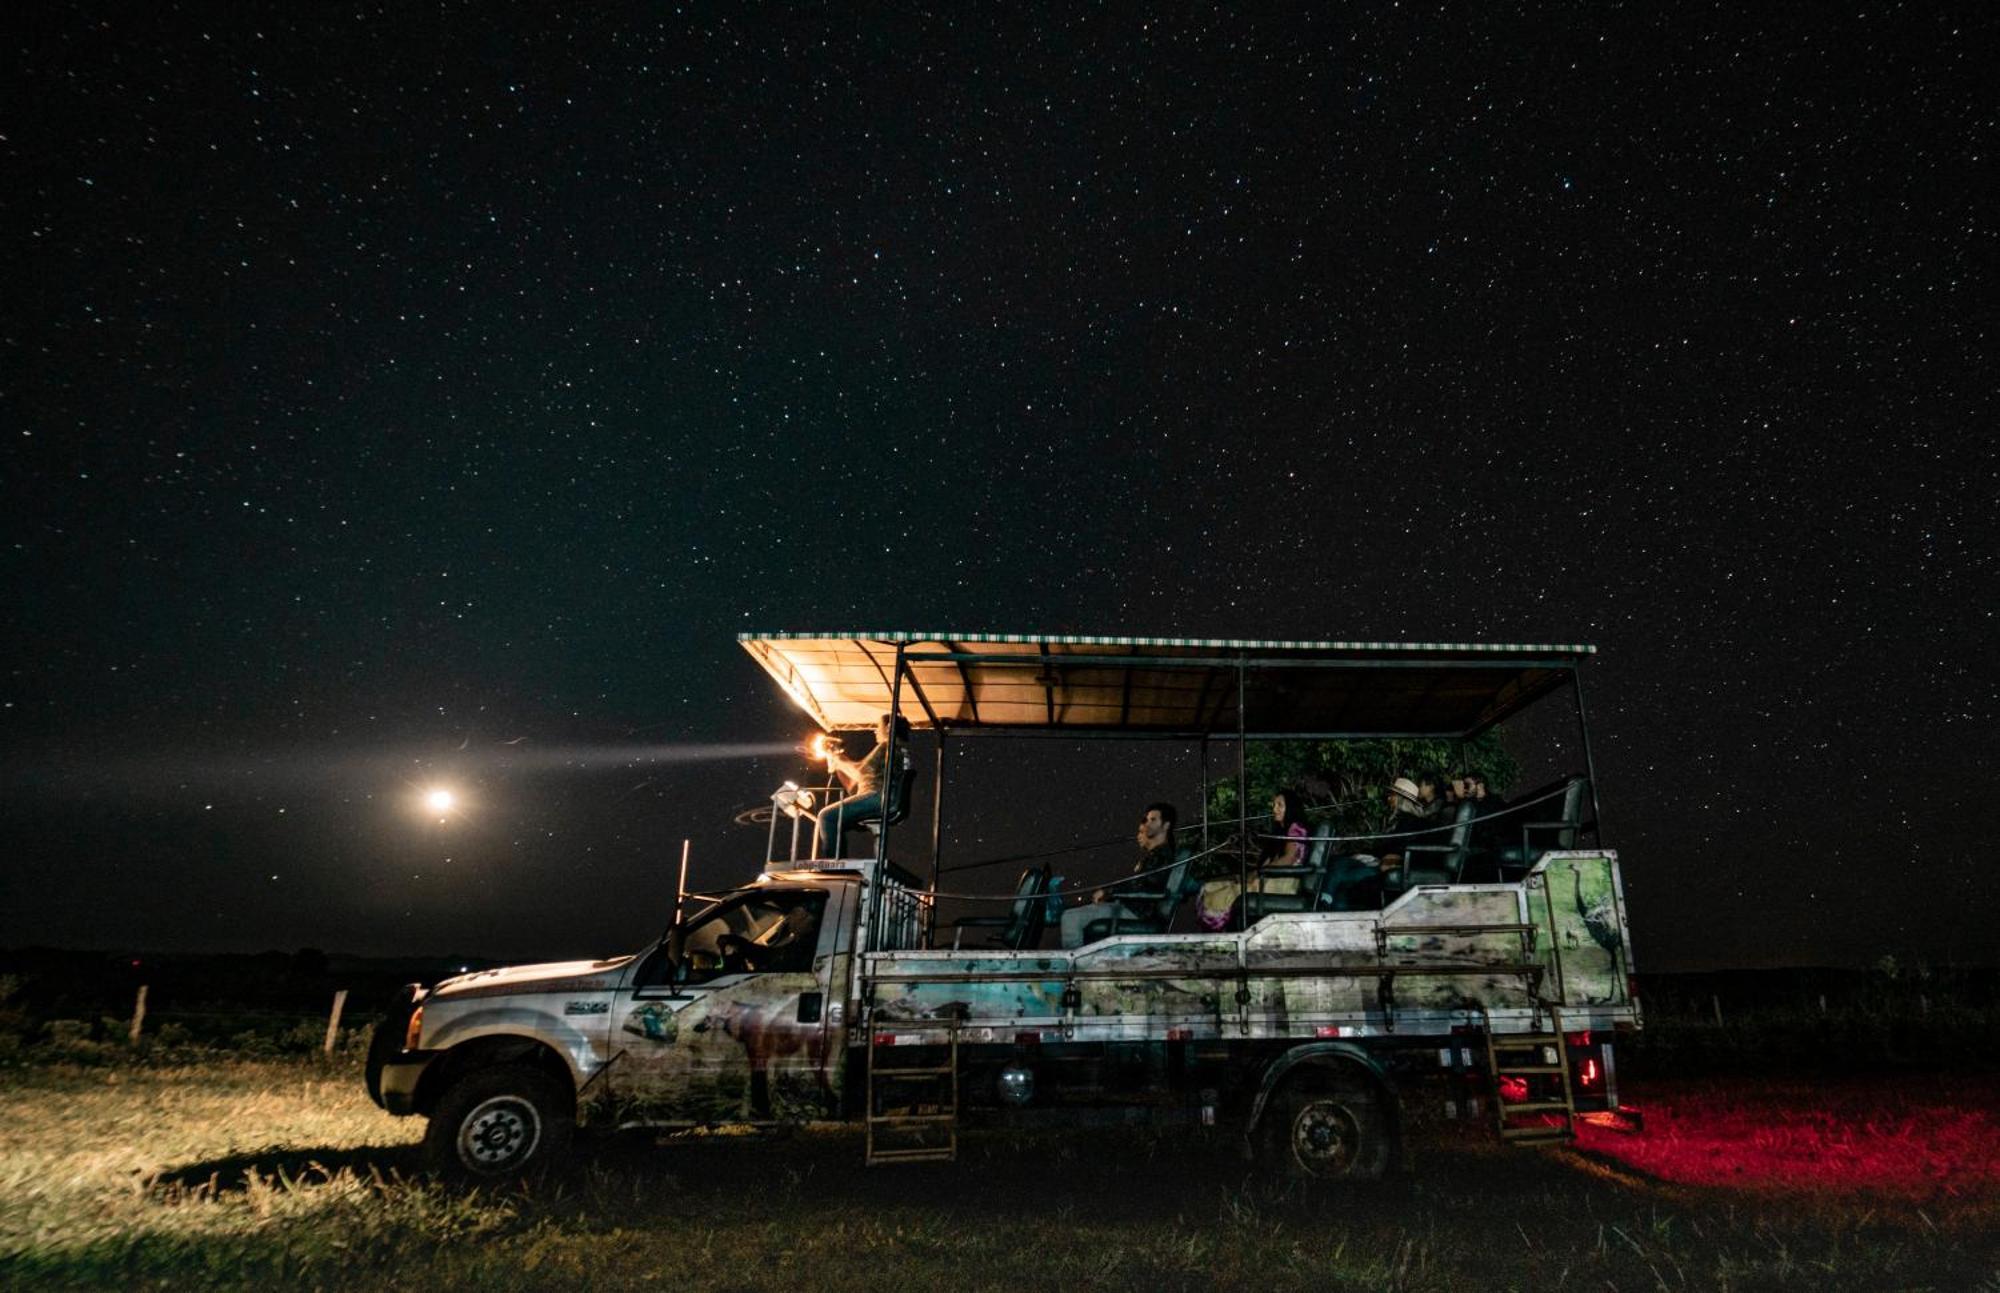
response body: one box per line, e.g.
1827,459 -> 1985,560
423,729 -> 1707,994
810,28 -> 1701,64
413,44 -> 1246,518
1580,1076 -> 2000,1199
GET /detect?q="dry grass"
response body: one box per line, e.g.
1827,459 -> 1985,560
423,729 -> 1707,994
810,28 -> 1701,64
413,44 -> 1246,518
1,1057 -> 1995,1290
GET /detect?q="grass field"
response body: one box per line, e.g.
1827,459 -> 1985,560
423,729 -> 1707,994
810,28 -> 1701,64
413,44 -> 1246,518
1,1058 -> 1995,1291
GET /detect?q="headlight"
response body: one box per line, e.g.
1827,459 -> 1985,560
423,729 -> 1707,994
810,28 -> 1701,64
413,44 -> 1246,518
403,1005 -> 425,1051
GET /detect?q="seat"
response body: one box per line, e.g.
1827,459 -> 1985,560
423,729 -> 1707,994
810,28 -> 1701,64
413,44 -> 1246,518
1396,801 -> 1477,887
1237,828 -> 1333,924
1079,849 -> 1198,942
951,867 -> 1049,950
856,760 -> 919,833
1492,777 -> 1586,879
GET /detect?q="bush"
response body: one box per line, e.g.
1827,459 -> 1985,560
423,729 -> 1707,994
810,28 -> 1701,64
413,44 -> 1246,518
46,1019 -> 90,1044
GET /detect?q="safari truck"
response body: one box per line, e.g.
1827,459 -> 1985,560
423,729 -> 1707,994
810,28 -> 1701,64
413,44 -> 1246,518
367,632 -> 1640,1180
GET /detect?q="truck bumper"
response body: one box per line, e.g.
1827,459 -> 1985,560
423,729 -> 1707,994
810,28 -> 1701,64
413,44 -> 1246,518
377,1052 -> 438,1116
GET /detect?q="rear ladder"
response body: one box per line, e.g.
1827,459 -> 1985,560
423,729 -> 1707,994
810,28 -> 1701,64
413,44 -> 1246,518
1485,1006 -> 1578,1146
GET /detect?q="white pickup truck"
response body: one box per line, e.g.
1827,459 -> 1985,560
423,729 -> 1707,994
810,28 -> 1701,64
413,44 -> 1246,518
367,632 -> 1640,1179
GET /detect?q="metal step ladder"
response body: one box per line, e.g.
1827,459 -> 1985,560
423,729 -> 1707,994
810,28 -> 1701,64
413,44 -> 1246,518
1485,1006 -> 1578,1146
864,1027 -> 959,1165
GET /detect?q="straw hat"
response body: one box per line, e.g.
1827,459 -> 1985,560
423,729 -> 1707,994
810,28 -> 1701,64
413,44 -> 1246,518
1389,777 -> 1423,811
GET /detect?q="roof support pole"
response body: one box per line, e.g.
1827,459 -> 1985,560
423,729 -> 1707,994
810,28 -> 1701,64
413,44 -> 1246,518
928,727 -> 947,946
878,642 -> 906,869
1199,736 -> 1210,857
1237,657 -> 1249,921
1571,666 -> 1606,844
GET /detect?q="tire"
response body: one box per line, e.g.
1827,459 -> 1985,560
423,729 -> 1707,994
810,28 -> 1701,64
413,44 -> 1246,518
1263,1069 -> 1393,1181
424,1063 -> 574,1180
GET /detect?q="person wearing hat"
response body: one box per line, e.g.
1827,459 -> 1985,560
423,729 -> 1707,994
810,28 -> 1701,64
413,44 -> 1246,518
1374,775 -> 1443,899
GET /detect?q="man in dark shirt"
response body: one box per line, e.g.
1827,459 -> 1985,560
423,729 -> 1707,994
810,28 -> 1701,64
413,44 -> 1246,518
1060,802 -> 1179,948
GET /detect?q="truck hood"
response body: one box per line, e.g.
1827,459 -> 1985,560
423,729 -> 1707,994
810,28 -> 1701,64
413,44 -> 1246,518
428,955 -> 632,1000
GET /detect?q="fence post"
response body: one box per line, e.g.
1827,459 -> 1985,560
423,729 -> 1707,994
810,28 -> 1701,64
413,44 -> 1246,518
324,989 -> 349,1056
129,985 -> 148,1045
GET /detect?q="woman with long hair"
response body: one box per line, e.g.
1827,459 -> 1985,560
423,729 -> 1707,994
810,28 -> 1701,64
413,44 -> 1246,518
1196,787 -> 1310,931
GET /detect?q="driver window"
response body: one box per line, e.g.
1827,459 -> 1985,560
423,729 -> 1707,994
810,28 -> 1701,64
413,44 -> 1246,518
677,890 -> 827,986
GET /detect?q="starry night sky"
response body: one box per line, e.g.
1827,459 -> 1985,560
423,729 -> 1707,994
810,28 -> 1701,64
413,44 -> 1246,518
4,4 -> 1991,969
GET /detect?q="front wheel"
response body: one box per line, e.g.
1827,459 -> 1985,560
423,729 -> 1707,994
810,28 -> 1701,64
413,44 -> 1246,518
425,1064 -> 574,1180
1263,1071 -> 1393,1180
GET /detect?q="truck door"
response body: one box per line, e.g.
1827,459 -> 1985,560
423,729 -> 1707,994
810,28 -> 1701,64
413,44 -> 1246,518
609,885 -> 843,1122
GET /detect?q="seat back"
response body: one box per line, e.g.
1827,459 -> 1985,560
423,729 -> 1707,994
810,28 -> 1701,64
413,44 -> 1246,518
1397,801 -> 1474,885
856,758 -> 919,833
1522,777 -> 1584,854
1144,848 -> 1193,924
1305,823 -> 1331,871
885,757 -> 917,826
999,867 -> 1049,948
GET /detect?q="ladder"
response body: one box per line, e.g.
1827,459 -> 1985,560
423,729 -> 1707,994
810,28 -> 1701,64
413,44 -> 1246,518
864,1027 -> 959,1165
1484,1006 -> 1578,1146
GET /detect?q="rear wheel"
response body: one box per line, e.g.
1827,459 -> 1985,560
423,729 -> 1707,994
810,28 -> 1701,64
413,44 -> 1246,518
1264,1070 -> 1393,1180
424,1064 -> 573,1180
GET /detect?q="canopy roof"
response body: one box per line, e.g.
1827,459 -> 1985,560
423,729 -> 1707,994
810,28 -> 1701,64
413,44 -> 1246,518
740,632 -> 1593,738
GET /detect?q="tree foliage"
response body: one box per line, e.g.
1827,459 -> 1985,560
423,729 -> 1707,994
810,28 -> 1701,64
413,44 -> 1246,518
1204,732 -> 1518,837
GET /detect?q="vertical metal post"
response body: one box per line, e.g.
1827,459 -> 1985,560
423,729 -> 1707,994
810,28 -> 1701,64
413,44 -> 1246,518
878,643 -> 906,867
675,838 -> 691,925
1199,736 -> 1210,856
1236,659 -> 1249,918
928,727 -> 947,946
1571,667 -> 1606,843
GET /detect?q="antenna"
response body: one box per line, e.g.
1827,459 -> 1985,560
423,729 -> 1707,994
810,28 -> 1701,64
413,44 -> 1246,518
675,838 -> 691,927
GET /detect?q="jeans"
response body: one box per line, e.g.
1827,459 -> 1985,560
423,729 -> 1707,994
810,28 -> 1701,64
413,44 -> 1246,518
815,791 -> 882,858
1326,855 -> 1379,911
1059,901 -> 1131,949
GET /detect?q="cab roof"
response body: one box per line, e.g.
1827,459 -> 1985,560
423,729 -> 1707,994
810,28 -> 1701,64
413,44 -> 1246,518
739,631 -> 1594,739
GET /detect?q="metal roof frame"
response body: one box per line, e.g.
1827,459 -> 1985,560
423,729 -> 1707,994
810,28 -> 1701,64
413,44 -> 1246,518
739,631 -> 1594,741
736,631 -> 1607,922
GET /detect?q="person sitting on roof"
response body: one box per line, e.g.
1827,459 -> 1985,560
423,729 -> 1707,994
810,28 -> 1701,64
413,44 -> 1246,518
814,713 -> 913,859
1060,802 -> 1178,948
